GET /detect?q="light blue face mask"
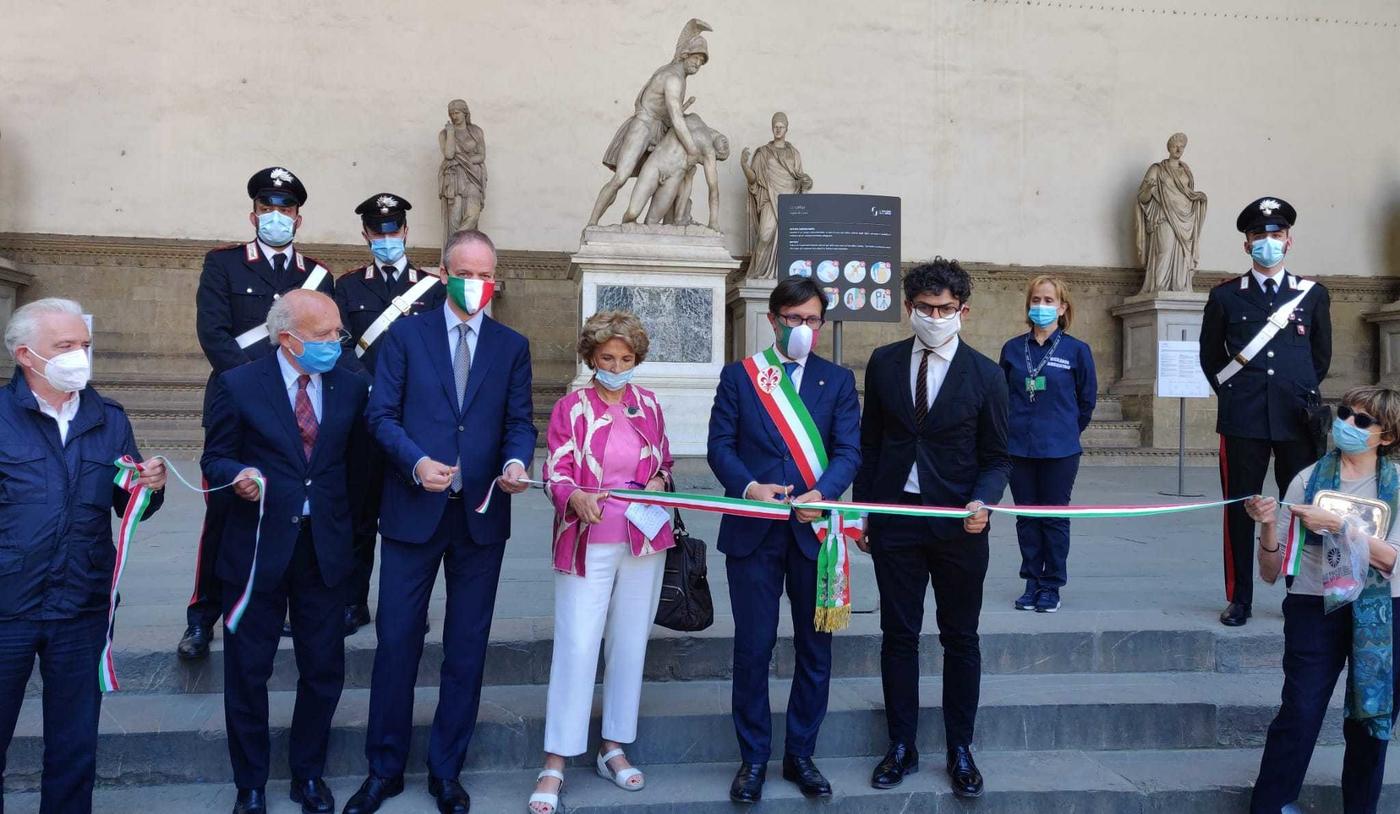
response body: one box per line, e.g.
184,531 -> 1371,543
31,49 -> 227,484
1332,416 -> 1375,455
370,236 -> 405,264
257,211 -> 296,247
594,367 -> 635,392
290,334 -> 342,374
1250,236 -> 1286,269
1028,304 -> 1059,328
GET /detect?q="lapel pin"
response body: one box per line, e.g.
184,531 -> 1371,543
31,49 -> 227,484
819,380 -> 825,386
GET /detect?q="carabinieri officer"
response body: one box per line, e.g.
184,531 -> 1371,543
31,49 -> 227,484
333,193 -> 444,634
1199,196 -> 1332,627
183,167 -> 336,661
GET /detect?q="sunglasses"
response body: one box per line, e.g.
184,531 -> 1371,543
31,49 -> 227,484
1338,404 -> 1378,430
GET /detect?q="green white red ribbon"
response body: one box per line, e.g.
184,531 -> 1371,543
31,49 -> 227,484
815,510 -> 862,631
102,456 -> 156,693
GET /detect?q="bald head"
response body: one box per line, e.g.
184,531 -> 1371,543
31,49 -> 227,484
269,290 -> 342,371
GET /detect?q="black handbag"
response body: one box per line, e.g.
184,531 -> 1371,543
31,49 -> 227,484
653,501 -> 714,632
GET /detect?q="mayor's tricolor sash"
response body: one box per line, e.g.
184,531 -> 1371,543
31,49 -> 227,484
742,348 -> 852,632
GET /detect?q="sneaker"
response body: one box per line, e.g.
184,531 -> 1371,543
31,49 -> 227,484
1035,588 -> 1061,613
1014,581 -> 1038,611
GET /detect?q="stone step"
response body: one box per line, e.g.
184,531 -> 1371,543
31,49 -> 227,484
1080,420 -> 1143,449
8,748 -> 1394,813
66,617 -> 1280,698
1093,396 -> 1123,422
8,672 -> 1337,785
1082,446 -> 1218,467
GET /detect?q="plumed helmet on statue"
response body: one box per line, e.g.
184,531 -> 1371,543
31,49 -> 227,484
674,18 -> 712,64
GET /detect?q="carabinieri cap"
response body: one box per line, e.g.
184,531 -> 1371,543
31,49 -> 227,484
355,193 -> 412,234
247,167 -> 308,207
1236,196 -> 1296,234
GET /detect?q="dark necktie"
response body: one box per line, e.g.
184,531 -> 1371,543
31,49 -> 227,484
294,374 -> 318,460
1264,278 -> 1277,308
914,349 -> 932,427
385,266 -> 399,288
272,253 -> 288,284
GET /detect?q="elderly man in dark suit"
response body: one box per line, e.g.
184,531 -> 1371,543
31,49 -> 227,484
202,289 -> 370,814
854,258 -> 1011,799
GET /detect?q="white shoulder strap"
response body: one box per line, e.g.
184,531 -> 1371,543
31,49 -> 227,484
1214,278 -> 1315,385
355,275 -> 442,357
234,262 -> 334,350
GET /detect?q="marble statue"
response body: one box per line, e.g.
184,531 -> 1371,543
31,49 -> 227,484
587,18 -> 712,226
439,99 -> 487,233
1135,132 -> 1207,295
742,112 -> 813,278
622,113 -> 729,229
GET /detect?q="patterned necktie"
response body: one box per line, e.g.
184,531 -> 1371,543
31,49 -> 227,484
294,374 -> 318,460
914,349 -> 932,427
451,324 -> 472,492
1264,277 -> 1277,308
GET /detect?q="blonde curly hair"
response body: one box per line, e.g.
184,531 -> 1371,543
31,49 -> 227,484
577,310 -> 649,369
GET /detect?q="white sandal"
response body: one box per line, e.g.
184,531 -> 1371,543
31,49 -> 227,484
596,747 -> 645,791
528,768 -> 565,814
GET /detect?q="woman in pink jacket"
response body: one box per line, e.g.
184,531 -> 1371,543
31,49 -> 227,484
528,311 -> 676,814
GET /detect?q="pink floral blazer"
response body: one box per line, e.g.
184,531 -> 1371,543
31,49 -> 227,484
543,384 -> 676,576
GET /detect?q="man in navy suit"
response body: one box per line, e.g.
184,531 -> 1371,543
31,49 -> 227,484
184,167 -> 337,661
346,229 -> 537,814
201,290 -> 370,814
707,276 -> 861,803
854,258 -> 1010,799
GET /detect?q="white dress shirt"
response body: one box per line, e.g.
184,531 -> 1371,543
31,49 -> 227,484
377,255 -> 408,285
257,240 -> 293,271
36,391 -> 81,445
276,349 -> 321,514
905,336 -> 958,493
1252,267 -> 1287,294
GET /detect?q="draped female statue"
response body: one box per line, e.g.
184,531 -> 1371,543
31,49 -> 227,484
1136,132 -> 1207,294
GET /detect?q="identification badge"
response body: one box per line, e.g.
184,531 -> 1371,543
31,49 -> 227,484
1024,376 -> 1046,394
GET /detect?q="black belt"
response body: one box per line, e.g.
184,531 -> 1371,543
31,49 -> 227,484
901,492 -> 923,505
446,491 -> 463,501
296,516 -> 312,530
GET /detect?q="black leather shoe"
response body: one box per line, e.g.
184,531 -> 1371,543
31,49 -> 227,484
341,775 -> 404,814
427,776 -> 471,814
782,755 -> 832,798
729,762 -> 766,804
177,624 -> 211,661
233,788 -> 267,814
1219,601 -> 1251,627
344,604 -> 372,636
946,745 -> 984,798
871,742 -> 919,789
290,777 -> 334,813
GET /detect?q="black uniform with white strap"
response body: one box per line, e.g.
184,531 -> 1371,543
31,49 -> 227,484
1198,196 -> 1331,613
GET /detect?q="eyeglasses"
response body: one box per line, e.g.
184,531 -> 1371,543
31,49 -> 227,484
912,302 -> 962,319
1338,404 -> 1378,430
773,313 -> 826,329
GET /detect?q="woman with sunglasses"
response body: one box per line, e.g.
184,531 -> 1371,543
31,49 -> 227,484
1245,385 -> 1400,813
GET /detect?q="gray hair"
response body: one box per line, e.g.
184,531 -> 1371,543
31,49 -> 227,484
443,229 -> 497,266
5,297 -> 84,358
265,296 -> 297,345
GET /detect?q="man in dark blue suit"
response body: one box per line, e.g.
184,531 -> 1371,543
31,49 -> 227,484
854,259 -> 1010,798
184,167 -> 337,661
334,192 -> 446,635
346,229 -> 536,814
707,276 -> 861,803
202,290 -> 370,814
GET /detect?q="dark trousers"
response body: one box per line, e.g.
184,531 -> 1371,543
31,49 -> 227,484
187,483 -> 231,628
364,502 -> 506,779
347,451 -> 385,609
221,527 -> 345,791
0,612 -> 106,814
725,522 -> 832,764
871,494 -> 989,749
1009,454 -> 1081,590
1219,435 -> 1315,605
1251,594 -> 1400,813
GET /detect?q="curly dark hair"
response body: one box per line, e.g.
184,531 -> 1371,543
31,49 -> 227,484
903,257 -> 972,304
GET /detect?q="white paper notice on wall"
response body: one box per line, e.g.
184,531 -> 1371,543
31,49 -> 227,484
624,501 -> 672,541
1156,340 -> 1211,399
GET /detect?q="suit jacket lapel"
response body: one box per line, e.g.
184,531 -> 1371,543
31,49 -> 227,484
926,343 -> 970,433
307,369 -> 343,470
366,267 -> 391,306
1238,274 -> 1271,313
259,355 -> 304,460
892,337 -> 918,429
418,307 -> 460,409
243,242 -> 277,290
458,316 -> 500,414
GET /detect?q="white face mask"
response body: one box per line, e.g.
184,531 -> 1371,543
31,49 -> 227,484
911,311 -> 960,349
779,323 -> 815,362
26,347 -> 92,393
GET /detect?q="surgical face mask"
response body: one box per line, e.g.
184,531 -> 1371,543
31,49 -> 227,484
25,347 -> 91,393
447,276 -> 494,314
1332,416 -> 1376,455
1250,236 -> 1286,269
289,333 -> 342,374
911,310 -> 960,348
777,323 -> 815,362
1028,304 -> 1059,328
257,210 -> 296,247
370,236 -> 406,265
594,367 -> 635,392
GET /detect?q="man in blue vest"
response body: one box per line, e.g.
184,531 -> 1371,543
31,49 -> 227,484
0,297 -> 166,814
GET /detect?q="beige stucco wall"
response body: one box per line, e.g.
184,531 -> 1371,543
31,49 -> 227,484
3,0 -> 1399,276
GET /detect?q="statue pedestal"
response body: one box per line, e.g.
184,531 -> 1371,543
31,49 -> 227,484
725,275 -> 776,362
0,256 -> 32,345
1110,292 -> 1214,448
569,225 -> 740,455
1365,301 -> 1400,385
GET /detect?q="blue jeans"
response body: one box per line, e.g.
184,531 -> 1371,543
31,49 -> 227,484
0,612 -> 108,814
1008,454 -> 1080,590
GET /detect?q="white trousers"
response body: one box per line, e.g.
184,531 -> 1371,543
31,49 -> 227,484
544,543 -> 666,757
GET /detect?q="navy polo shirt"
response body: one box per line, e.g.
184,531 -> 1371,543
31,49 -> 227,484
998,330 -> 1098,459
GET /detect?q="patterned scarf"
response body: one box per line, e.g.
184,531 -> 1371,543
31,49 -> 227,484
1304,450 -> 1396,740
